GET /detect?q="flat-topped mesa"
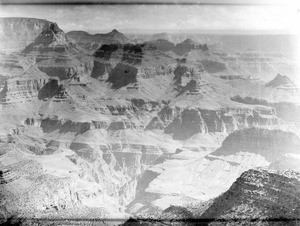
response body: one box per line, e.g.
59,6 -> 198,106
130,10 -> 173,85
0,17 -> 53,52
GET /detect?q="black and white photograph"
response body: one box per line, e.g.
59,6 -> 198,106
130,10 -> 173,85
0,0 -> 300,225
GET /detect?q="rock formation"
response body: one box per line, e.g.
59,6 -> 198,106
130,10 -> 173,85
200,169 -> 300,224
150,39 -> 175,52
173,39 -> 203,55
266,73 -> 294,88
0,17 -> 52,53
23,22 -> 80,55
67,29 -> 130,50
213,128 -> 300,161
0,17 -> 299,224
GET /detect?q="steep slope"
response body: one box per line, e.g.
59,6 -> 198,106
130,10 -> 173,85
212,128 -> 300,161
20,22 -> 91,82
200,169 -> 300,224
23,22 -> 79,55
0,17 -> 52,53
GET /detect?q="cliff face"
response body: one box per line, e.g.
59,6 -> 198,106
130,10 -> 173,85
200,169 -> 300,223
23,22 -> 80,56
148,106 -> 278,140
0,18 -> 52,53
0,77 -> 49,106
213,128 -> 300,161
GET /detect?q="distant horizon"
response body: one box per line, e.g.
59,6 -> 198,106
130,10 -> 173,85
0,4 -> 299,34
0,16 -> 297,36
83,28 -> 297,35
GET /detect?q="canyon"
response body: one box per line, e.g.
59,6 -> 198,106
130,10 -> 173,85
0,17 -> 299,224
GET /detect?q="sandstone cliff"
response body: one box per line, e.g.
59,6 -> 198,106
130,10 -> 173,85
0,17 -> 52,53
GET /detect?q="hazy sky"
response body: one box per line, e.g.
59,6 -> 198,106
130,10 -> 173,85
0,3 -> 299,33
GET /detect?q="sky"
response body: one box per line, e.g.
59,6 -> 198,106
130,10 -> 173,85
0,3 -> 299,33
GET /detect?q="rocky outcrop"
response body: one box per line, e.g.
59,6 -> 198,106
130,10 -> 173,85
174,65 -> 190,83
94,43 -> 120,60
90,61 -> 112,80
0,78 -> 48,105
122,43 -> 145,65
230,97 -> 300,124
138,65 -> 174,79
107,121 -> 136,131
37,79 -> 61,100
40,118 -> 93,134
231,95 -> 270,107
164,108 -> 207,140
213,128 -> 300,161
0,17 -> 52,52
202,44 -> 209,51
200,169 -> 300,223
23,22 -> 79,55
19,22 -> 91,84
38,66 -> 77,80
93,42 -> 170,66
147,106 -> 279,140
